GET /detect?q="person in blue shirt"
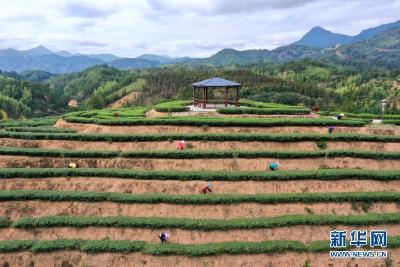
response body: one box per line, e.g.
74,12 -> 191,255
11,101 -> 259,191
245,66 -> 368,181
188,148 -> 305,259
269,162 -> 280,171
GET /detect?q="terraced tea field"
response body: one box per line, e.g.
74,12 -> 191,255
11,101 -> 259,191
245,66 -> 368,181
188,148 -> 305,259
0,114 -> 400,266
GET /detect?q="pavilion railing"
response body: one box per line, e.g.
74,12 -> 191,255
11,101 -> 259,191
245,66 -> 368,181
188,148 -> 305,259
193,98 -> 239,108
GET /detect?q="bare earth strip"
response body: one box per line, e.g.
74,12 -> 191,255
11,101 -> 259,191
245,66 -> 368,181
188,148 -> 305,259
108,91 -> 141,109
2,138 -> 400,152
55,120 -> 399,135
0,250 -> 398,267
1,201 -> 398,220
0,225 -> 399,244
1,178 -> 400,194
1,156 -> 399,171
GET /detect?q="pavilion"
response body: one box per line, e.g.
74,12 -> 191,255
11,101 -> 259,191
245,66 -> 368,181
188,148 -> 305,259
192,77 -> 242,108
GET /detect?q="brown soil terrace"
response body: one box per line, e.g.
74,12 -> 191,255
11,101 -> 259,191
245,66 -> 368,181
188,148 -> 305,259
0,225 -> 398,244
2,138 -> 400,152
1,156 -> 399,171
55,119 -> 400,135
1,201 -> 399,220
2,119 -> 399,266
1,178 -> 400,194
108,91 -> 141,109
0,250 -> 398,267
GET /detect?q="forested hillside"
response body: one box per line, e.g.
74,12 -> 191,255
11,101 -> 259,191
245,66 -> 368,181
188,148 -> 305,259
0,66 -> 146,118
135,61 -> 400,113
1,60 -> 399,119
326,28 -> 400,69
0,71 -> 63,118
47,65 -> 145,109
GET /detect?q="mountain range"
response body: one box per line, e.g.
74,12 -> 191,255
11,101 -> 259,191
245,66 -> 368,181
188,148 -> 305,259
293,20 -> 400,48
0,19 -> 399,73
0,46 -> 186,73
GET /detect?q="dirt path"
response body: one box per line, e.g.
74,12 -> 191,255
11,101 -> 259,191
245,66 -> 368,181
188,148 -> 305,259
1,156 -> 399,171
1,201 -> 398,220
55,120 -> 399,135
1,250 -> 398,267
108,92 -> 141,108
2,138 -> 400,152
0,224 -> 398,244
1,178 -> 400,194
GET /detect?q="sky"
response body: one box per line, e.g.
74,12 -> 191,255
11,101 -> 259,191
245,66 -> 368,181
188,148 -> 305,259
0,0 -> 399,58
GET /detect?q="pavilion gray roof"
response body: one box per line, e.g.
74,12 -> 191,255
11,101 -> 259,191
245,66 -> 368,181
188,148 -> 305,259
192,77 -> 241,88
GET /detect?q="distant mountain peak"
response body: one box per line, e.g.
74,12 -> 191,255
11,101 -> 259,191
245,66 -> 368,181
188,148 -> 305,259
218,48 -> 239,52
293,27 -> 351,48
309,26 -> 331,33
34,45 -> 50,50
24,45 -> 52,55
136,53 -> 186,64
213,48 -> 241,56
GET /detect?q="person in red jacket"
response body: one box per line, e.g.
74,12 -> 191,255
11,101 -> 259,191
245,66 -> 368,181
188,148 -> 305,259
177,140 -> 186,150
201,182 -> 213,194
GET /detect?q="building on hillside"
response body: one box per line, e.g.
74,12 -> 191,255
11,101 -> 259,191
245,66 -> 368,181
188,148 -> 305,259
192,77 -> 242,108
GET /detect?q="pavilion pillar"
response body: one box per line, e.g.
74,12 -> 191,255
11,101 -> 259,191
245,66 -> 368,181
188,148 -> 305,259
236,87 -> 240,107
225,87 -> 228,107
203,87 -> 206,108
192,87 -> 195,106
205,87 -> 208,108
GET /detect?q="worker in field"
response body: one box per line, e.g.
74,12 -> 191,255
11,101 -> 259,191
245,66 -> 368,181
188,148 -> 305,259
68,162 -> 77,168
328,126 -> 336,134
269,162 -> 280,171
336,113 -> 345,120
177,140 -> 186,150
201,182 -> 213,194
159,232 -> 170,243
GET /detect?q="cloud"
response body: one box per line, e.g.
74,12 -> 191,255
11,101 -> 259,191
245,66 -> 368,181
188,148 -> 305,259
146,0 -> 318,16
62,2 -> 112,18
3,14 -> 45,23
133,42 -> 149,49
0,35 -> 32,50
72,20 -> 97,31
70,40 -> 107,47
